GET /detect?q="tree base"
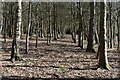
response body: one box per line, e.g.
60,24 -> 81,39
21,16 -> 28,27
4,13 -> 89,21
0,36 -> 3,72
98,64 -> 112,70
78,45 -> 83,50
86,48 -> 96,53
10,55 -> 23,63
52,37 -> 58,41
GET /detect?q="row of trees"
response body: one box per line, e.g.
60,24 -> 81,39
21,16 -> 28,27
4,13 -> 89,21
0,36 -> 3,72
0,1 -> 120,70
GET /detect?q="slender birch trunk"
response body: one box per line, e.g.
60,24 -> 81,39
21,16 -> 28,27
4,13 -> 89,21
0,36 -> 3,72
11,0 -> 22,61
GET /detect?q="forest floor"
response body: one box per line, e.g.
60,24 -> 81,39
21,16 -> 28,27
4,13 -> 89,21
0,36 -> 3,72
0,35 -> 120,80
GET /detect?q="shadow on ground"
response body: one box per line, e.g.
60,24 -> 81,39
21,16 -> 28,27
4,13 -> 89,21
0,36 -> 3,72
2,65 -> 98,70
1,76 -> 120,80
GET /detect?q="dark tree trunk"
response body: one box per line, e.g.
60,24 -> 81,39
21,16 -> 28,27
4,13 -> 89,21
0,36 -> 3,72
77,2 -> 83,49
117,10 -> 120,50
86,2 -> 95,52
98,2 -> 112,70
8,4 -> 13,37
109,3 -> 113,48
53,4 -> 57,40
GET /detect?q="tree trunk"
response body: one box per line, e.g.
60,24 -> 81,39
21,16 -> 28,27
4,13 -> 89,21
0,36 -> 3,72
35,7 -> 39,48
8,4 -> 13,37
98,1 -> 112,70
48,9 -> 52,44
94,3 -> 99,44
35,23 -> 38,48
70,3 -> 76,43
109,3 -> 113,48
53,4 -> 57,40
0,2 -> 3,51
26,2 -> 31,54
86,2 -> 95,52
10,1 -> 22,61
94,27 -> 99,44
117,10 -> 120,50
3,2 -> 7,44
78,2 -> 83,49
3,15 -> 7,43
40,15 -> 44,38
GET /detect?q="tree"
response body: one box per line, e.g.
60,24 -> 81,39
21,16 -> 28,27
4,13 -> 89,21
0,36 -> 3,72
0,1 -> 3,50
109,2 -> 113,48
0,2 -> 3,36
94,3 -> 99,44
8,3 -> 13,37
3,2 -> 7,44
78,2 -> 83,49
86,2 -> 95,52
71,3 -> 77,43
53,3 -> 57,40
10,0 -> 22,61
35,4 -> 39,48
26,2 -> 31,54
98,1 -> 112,70
117,10 -> 120,50
46,3 -> 52,45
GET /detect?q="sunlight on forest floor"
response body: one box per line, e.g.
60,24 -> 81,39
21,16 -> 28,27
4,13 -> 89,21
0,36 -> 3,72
0,35 -> 119,80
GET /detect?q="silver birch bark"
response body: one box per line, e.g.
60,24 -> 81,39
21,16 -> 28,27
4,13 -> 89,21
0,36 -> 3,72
11,0 -> 22,61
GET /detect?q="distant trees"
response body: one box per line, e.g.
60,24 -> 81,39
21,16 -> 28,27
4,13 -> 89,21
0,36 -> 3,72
0,2 -> 119,48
